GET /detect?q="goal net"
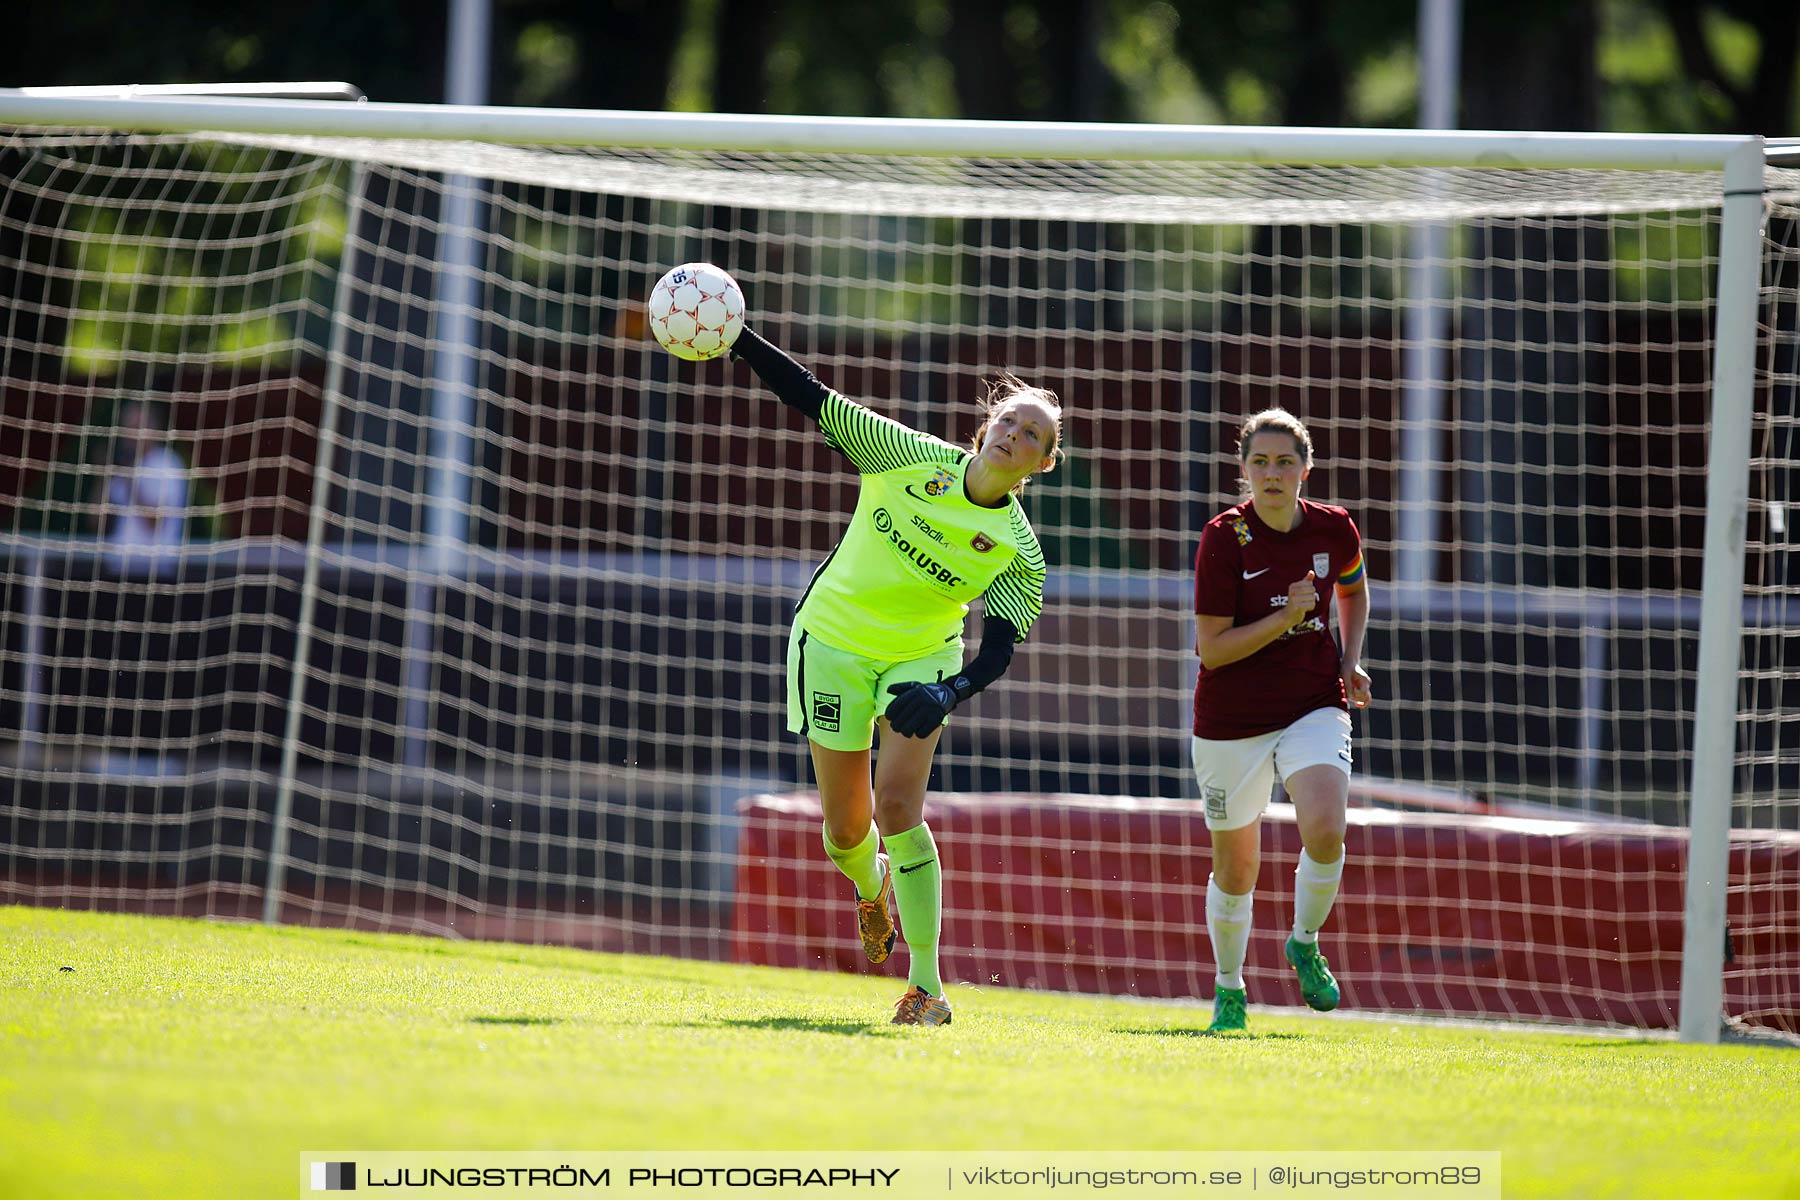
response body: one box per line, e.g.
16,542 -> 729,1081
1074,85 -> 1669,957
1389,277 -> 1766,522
1,105 -> 1794,1035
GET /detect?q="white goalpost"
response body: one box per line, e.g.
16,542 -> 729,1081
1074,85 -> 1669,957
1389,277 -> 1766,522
1,93 -> 1794,1044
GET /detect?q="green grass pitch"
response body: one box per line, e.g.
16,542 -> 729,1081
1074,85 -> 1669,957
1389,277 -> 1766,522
3,905 -> 1795,1199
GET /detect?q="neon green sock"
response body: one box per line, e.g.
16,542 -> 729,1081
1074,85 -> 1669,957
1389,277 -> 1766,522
821,821 -> 884,901
882,821 -> 942,996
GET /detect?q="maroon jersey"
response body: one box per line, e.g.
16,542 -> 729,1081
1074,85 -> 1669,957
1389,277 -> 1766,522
1192,499 -> 1365,739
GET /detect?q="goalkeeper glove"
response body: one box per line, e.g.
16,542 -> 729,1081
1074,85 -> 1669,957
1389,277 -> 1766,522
884,676 -> 974,738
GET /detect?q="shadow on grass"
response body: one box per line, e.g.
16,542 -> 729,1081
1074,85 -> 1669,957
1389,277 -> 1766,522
469,1015 -> 562,1026
1119,1026 -> 1307,1041
709,1017 -> 890,1037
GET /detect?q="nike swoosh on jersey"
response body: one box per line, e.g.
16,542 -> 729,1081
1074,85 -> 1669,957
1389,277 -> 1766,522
904,484 -> 933,502
1242,568 -> 1270,579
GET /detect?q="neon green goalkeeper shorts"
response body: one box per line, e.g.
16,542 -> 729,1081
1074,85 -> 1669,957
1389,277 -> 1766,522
785,623 -> 965,751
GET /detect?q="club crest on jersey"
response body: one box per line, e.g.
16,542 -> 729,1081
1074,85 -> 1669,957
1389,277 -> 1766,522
970,532 -> 996,554
1313,552 -> 1331,578
1230,516 -> 1252,546
923,467 -> 956,497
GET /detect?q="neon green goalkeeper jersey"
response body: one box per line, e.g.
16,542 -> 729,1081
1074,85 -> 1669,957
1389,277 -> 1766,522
797,390 -> 1047,660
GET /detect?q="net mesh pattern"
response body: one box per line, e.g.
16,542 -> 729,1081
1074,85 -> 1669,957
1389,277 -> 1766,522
0,124 -> 1793,1033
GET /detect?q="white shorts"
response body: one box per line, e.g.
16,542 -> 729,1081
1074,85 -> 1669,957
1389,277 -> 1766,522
1189,706 -> 1353,832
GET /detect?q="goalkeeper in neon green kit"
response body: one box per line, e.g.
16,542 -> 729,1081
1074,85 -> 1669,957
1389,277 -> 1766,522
731,321 -> 1063,1025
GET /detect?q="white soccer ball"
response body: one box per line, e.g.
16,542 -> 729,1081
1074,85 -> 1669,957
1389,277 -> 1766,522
646,263 -> 745,362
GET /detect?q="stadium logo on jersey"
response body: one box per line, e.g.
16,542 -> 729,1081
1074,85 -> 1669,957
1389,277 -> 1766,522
1230,516 -> 1252,546
970,532 -> 996,554
911,513 -> 949,545
871,508 -> 966,589
1313,552 -> 1331,579
924,467 -> 957,497
811,691 -> 842,732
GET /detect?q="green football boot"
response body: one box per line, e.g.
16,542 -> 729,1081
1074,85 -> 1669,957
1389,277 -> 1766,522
1284,935 -> 1341,1012
1210,986 -> 1248,1032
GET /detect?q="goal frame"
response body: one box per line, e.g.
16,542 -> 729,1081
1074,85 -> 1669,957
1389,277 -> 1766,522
0,92 -> 1765,1044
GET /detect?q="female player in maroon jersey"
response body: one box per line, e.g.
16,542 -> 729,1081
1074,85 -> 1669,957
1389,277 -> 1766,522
1190,408 -> 1372,1031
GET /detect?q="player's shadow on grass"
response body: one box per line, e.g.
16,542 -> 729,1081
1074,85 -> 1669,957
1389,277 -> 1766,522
1119,1026 -> 1306,1041
468,1015 -> 562,1026
709,1017 -> 892,1037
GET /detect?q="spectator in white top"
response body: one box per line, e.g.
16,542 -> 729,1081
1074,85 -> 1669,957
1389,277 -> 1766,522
97,400 -> 190,575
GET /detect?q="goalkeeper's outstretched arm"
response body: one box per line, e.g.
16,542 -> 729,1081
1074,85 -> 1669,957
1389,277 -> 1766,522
731,326 -> 828,422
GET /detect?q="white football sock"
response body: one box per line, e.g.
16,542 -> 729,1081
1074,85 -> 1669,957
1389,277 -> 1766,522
1291,847 -> 1345,944
1207,874 -> 1254,992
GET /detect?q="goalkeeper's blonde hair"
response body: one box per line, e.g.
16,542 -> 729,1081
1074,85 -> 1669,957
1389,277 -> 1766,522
967,373 -> 1064,496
